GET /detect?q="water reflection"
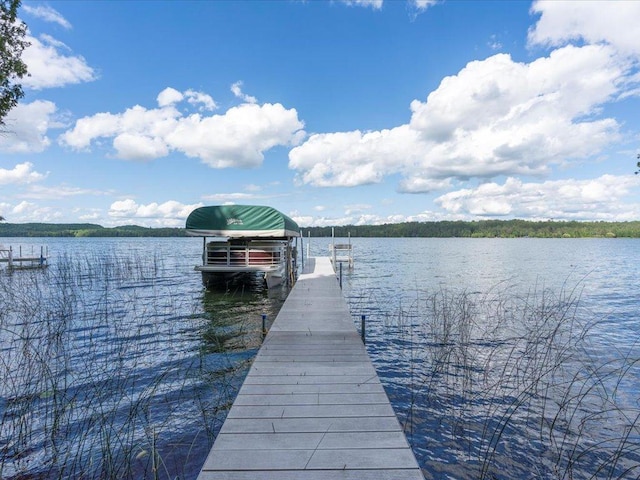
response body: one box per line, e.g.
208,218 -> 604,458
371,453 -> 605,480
199,280 -> 289,354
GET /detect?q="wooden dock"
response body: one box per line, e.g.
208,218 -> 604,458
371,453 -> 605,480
197,256 -> 423,479
0,246 -> 48,270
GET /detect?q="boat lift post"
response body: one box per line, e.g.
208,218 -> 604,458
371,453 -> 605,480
261,314 -> 267,339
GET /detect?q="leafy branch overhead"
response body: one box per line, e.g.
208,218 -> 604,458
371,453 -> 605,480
0,0 -> 29,127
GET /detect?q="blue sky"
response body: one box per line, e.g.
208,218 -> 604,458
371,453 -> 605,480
1,0 -> 639,227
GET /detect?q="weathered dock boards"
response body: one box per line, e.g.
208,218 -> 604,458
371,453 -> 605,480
197,257 -> 424,480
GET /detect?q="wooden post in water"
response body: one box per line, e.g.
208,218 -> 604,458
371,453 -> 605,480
300,232 -> 304,271
331,227 -> 336,268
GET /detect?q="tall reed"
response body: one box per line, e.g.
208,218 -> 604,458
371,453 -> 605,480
349,283 -> 640,479
0,251 -> 265,479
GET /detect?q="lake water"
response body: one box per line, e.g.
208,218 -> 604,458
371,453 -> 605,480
1,237 -> 639,479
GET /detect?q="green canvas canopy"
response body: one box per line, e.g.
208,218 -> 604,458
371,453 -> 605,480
185,205 -> 300,238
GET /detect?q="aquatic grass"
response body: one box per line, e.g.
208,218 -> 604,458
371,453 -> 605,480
347,281 -> 640,480
0,251 -> 269,479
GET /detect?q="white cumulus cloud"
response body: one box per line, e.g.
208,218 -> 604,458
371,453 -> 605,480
21,34 -> 96,90
185,89 -> 217,111
166,103 -> 304,168
0,162 -> 47,185
108,199 -> 204,227
408,44 -> 623,170
341,0 -> 383,10
1,201 -> 62,222
435,175 -> 640,221
60,89 -> 305,166
0,100 -> 60,153
202,193 -> 261,202
289,126 -> 419,187
157,87 -> 217,111
17,184 -> 111,200
528,0 -> 640,58
288,0 -> 640,196
60,104 -> 182,159
112,133 -> 170,160
412,0 -> 439,12
289,43 -> 627,191
231,81 -> 257,104
23,4 -> 72,29
157,87 -> 184,107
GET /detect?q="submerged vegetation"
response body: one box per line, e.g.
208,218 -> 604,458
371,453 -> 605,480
349,285 -> 640,479
0,252 -> 282,479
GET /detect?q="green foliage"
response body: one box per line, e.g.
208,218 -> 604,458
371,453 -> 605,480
0,222 -> 188,237
303,219 -> 640,238
0,0 -> 29,127
2,219 -> 640,238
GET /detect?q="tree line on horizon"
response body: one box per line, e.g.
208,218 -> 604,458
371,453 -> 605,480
0,223 -> 186,237
303,219 -> 640,238
1,219 -> 640,238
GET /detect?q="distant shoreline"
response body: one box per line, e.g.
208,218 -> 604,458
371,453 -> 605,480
1,220 -> 640,238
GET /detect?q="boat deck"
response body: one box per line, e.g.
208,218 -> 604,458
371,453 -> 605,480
197,256 -> 423,479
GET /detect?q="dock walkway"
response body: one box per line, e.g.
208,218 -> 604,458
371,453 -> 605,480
197,257 -> 423,479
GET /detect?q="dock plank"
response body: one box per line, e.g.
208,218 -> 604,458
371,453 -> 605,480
197,256 -> 423,480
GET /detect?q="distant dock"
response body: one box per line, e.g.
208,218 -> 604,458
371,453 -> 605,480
197,256 -> 423,479
0,245 -> 48,271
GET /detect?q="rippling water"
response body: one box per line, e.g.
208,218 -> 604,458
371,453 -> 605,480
0,237 -> 289,479
1,237 -> 639,479
309,237 -> 640,479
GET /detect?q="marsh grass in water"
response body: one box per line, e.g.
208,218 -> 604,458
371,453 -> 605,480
351,284 -> 640,480
0,252 -> 282,479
